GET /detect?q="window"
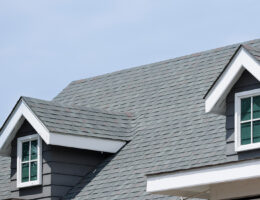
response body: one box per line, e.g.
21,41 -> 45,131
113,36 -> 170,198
235,89 -> 260,152
17,134 -> 42,188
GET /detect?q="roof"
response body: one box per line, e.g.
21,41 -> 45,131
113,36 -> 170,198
22,96 -> 135,141
58,39 -> 260,199
1,38 -> 260,199
203,44 -> 260,99
243,44 -> 260,61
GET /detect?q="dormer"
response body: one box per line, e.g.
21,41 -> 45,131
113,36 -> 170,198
146,44 -> 260,200
0,97 -> 134,199
205,45 -> 260,153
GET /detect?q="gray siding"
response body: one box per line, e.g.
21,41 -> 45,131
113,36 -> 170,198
226,70 -> 260,161
48,145 -> 109,199
10,120 -> 51,199
10,120 -> 109,199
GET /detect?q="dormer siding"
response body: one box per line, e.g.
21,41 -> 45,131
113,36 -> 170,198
10,120 -> 109,200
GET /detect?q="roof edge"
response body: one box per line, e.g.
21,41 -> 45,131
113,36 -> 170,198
205,45 -> 260,114
0,97 -> 127,156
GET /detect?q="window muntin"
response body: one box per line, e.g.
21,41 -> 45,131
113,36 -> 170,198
17,134 -> 42,188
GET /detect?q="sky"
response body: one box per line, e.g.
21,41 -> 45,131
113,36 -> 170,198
0,0 -> 260,126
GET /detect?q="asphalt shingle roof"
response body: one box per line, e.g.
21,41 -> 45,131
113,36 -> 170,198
56,39 -> 260,200
23,96 -> 135,141
1,39 -> 260,200
243,44 -> 260,62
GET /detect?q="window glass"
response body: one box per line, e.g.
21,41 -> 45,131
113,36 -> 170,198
22,142 -> 29,162
241,97 -> 251,121
22,163 -> 29,183
253,96 -> 260,119
31,140 -> 38,160
30,162 -> 38,181
241,122 -> 251,145
253,120 -> 260,143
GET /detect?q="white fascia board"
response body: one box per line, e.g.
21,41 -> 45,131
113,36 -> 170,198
0,100 -> 126,155
205,47 -> 260,114
49,132 -> 126,153
147,159 -> 260,194
0,100 -> 51,155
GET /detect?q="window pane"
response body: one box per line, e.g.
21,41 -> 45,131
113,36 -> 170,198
241,122 -> 251,145
253,96 -> 260,119
30,162 -> 38,181
22,142 -> 29,162
253,120 -> 260,143
22,163 -> 29,182
31,140 -> 38,160
241,98 -> 251,121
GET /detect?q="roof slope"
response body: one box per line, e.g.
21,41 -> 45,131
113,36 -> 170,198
2,39 -> 260,200
243,44 -> 260,62
52,39 -> 260,199
23,96 -> 135,141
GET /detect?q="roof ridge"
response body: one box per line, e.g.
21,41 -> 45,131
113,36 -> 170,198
22,96 -> 135,118
68,38 -> 260,85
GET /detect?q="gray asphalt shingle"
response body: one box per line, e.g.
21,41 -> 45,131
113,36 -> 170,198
57,39 -> 260,199
1,39 -> 260,200
23,96 -> 135,141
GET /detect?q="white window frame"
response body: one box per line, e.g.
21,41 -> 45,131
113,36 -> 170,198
235,88 -> 260,152
17,134 -> 42,188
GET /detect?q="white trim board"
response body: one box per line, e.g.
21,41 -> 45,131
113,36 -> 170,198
147,159 -> 260,195
205,46 -> 260,115
0,99 -> 126,156
17,134 -> 42,188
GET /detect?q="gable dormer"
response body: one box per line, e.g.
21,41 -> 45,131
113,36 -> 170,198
0,97 -> 135,199
204,44 -> 260,114
205,45 -> 260,155
146,44 -> 260,200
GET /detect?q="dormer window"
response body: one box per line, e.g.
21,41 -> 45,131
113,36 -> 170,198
235,89 -> 260,152
17,134 -> 42,188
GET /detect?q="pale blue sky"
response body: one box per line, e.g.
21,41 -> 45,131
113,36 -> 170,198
0,0 -> 260,126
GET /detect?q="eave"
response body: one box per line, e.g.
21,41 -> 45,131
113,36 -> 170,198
0,98 -> 126,156
147,159 -> 260,199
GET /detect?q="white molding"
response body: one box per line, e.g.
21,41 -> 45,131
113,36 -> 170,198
17,134 -> 42,188
147,159 -> 260,194
235,88 -> 260,152
49,132 -> 126,153
205,47 -> 260,114
0,99 -> 126,155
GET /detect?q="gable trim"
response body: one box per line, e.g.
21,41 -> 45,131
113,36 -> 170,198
205,46 -> 260,114
0,99 -> 126,156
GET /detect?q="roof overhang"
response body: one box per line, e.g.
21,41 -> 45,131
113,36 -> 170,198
205,46 -> 260,115
0,99 -> 126,156
147,159 -> 260,199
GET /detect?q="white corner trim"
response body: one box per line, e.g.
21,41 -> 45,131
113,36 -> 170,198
234,88 -> 260,152
147,159 -> 260,194
17,134 -> 42,188
205,47 -> 260,114
0,99 -> 126,155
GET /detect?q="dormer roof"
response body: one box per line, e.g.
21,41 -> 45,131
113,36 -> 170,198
204,44 -> 260,114
0,96 -> 136,156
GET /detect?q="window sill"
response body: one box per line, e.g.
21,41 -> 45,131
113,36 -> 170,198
235,143 -> 260,152
17,181 -> 41,189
